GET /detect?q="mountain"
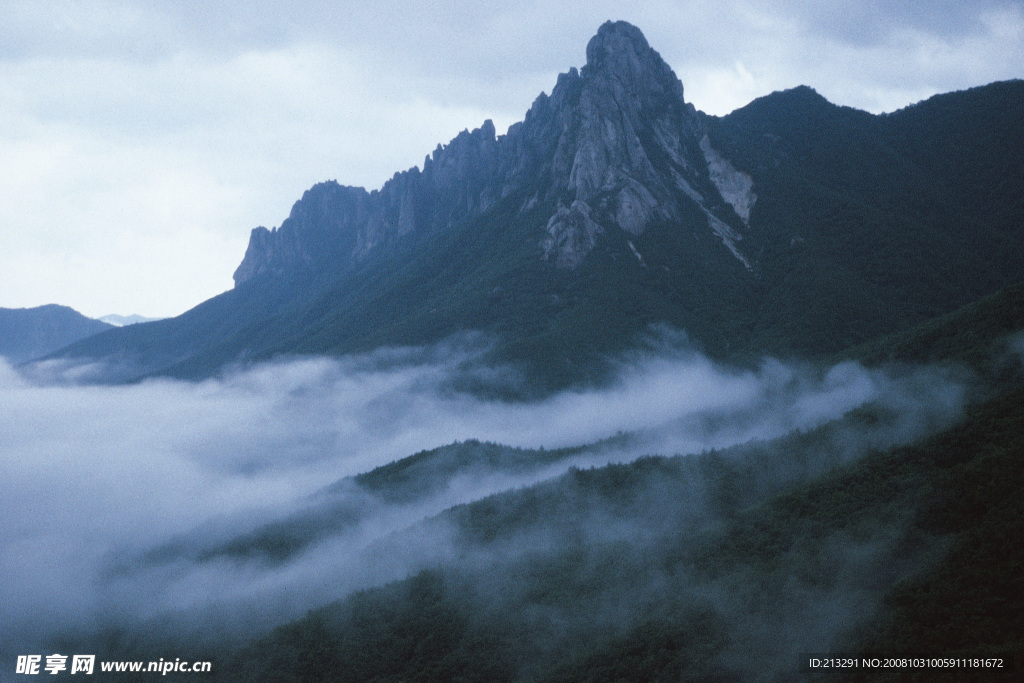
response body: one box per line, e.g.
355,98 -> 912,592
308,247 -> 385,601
192,284 -> 1023,681
49,22 -> 1024,388
0,304 -> 113,363
210,387 -> 1024,682
99,314 -> 162,327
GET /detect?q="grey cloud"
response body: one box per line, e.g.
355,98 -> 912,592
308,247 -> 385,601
785,0 -> 1021,45
7,2 -> 1017,90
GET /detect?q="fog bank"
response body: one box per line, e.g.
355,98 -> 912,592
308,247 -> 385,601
0,342 -> 970,659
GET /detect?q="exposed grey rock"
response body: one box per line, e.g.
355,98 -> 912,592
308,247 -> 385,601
533,21 -> 750,268
627,240 -> 646,266
233,182 -> 374,283
233,20 -> 755,286
704,210 -> 752,270
700,134 -> 756,224
542,200 -> 602,269
614,178 -> 660,235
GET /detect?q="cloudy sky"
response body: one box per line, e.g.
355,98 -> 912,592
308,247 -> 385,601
2,1 -> 1021,319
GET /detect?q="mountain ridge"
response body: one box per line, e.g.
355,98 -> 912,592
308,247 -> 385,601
45,23 -> 1024,389
233,21 -> 751,283
0,304 -> 113,363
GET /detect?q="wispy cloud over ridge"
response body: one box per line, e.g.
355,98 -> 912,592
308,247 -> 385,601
0,338 -> 970,657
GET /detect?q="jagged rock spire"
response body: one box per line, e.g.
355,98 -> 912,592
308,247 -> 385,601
583,21 -> 686,107
537,22 -> 751,268
234,21 -> 755,283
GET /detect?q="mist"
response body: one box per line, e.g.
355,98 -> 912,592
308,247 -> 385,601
0,340 -> 971,663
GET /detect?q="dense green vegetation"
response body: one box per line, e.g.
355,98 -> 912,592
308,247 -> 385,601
705,81 -> 1024,360
44,74 -> 1024,680
204,382 -> 1020,681
841,281 -> 1024,383
193,287 -> 1024,682
842,389 -> 1024,681
134,439 -> 622,568
351,439 -> 614,504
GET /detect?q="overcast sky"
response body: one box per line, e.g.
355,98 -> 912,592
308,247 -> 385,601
2,1 -> 1021,319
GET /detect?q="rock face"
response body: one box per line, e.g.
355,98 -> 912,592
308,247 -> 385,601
534,22 -> 752,268
233,21 -> 755,286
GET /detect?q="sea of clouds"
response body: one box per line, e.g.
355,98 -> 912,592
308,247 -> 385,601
0,340 -> 970,660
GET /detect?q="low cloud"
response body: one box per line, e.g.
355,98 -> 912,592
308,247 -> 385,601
0,340 -> 970,659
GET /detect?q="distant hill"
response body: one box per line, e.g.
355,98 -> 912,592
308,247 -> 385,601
49,22 -> 1024,391
0,305 -> 112,363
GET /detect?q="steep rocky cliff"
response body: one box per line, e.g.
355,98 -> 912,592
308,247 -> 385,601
234,21 -> 755,284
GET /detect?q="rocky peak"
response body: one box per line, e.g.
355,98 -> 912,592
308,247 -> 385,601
423,119 -> 497,193
233,182 -> 371,285
539,22 -> 751,269
583,21 -> 685,108
233,21 -> 757,287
